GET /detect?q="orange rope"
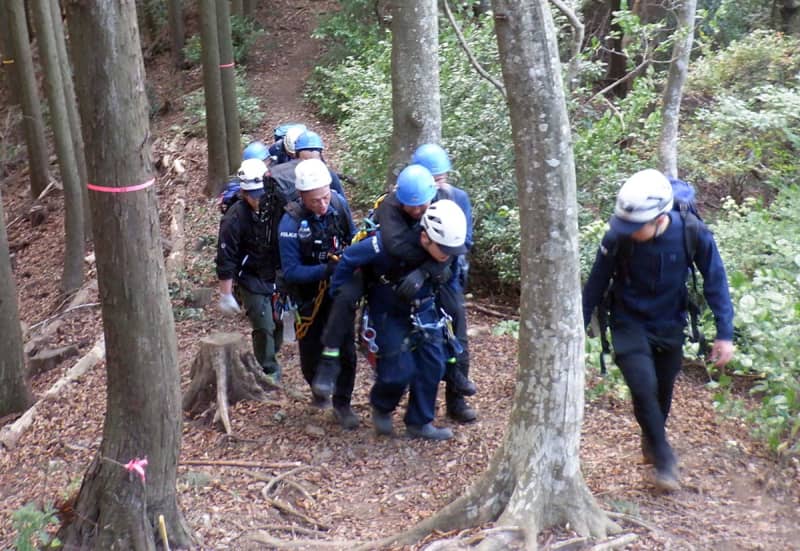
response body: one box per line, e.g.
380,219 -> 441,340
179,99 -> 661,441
294,279 -> 329,341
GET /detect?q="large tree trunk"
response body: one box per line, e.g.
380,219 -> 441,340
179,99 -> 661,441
216,0 -> 242,170
7,0 -> 50,198
231,0 -> 243,18
658,0 -> 696,179
0,185 -> 32,418
167,0 -> 185,69
31,0 -> 85,294
199,0 -> 230,195
774,0 -> 800,34
60,1 -> 192,548
365,2 -> 618,548
0,4 -> 21,106
386,0 -> 442,185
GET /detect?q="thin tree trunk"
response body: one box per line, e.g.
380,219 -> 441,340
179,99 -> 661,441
774,0 -> 800,34
658,0 -> 696,179
231,0 -> 243,17
199,0 -> 230,195
167,0 -> 185,69
50,0 -> 92,240
7,0 -> 50,197
386,0 -> 442,186
1,4 -> 21,106
61,0 -> 192,548
31,0 -> 85,294
217,0 -> 242,170
243,0 -> 257,18
0,185 -> 33,418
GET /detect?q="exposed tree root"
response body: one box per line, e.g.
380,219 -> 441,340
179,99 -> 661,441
180,459 -> 302,469
246,530 -> 359,549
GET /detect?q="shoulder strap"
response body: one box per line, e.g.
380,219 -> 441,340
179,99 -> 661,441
284,199 -> 307,221
680,211 -> 707,356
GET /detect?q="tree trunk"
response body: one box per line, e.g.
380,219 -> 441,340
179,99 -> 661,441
243,0 -> 257,18
658,0 -> 696,179
31,0 -> 85,294
182,333 -> 279,434
50,0 -> 92,240
216,0 -> 242,170
0,185 -> 33,418
605,0 -> 629,98
7,0 -> 50,198
231,0 -> 243,17
60,1 -> 192,548
363,1 -> 618,548
774,0 -> 800,35
199,0 -> 230,195
1,3 -> 21,106
386,0 -> 442,186
167,0 -> 185,69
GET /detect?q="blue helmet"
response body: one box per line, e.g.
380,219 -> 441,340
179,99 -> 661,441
411,143 -> 451,176
273,122 -> 307,141
396,164 -> 437,206
243,141 -> 269,161
294,130 -> 324,152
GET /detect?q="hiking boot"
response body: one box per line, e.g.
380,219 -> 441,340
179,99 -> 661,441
333,404 -> 360,430
446,398 -> 477,424
311,355 -> 341,400
653,464 -> 680,492
641,434 -> 656,465
310,394 -> 332,410
406,423 -> 454,441
372,407 -> 394,436
445,364 -> 477,396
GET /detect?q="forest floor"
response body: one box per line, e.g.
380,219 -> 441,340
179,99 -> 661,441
1,1 -> 799,550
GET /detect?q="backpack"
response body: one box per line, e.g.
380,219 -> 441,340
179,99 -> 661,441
218,177 -> 242,214
597,177 -> 707,374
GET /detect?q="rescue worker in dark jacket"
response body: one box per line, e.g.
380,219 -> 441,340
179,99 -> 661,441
216,158 -> 283,380
411,144 -> 477,423
331,198 -> 469,440
278,159 -> 359,429
268,123 -> 306,166
582,169 -> 735,492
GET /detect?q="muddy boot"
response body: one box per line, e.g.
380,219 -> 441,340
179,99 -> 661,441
312,354 -> 341,400
653,463 -> 680,492
333,404 -> 360,430
406,423 -> 454,441
446,396 -> 477,423
372,407 -> 394,436
444,361 -> 476,396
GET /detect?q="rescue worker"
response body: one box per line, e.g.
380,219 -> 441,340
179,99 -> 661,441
582,169 -> 735,491
269,123 -> 307,166
331,195 -> 469,440
216,158 -> 283,381
278,159 -> 359,429
293,130 -> 346,197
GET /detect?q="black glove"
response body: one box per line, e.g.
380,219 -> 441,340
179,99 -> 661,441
395,268 -> 427,302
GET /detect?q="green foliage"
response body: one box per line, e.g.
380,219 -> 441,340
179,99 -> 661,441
705,190 -> 800,454
181,68 -> 264,137
12,502 -> 60,551
491,319 -> 519,338
697,0 -> 773,47
183,15 -> 264,66
311,0 -> 387,62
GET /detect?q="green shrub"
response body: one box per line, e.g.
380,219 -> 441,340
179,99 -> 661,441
183,15 -> 264,66
12,502 -> 60,551
181,68 -> 264,137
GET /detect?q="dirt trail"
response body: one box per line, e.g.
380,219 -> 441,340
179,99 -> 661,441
0,2 -> 798,550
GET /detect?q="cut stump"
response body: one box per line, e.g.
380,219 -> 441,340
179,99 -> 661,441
182,333 -> 278,434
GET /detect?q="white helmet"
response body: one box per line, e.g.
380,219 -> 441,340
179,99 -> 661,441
611,169 -> 673,234
421,199 -> 467,255
283,125 -> 307,156
295,158 -> 332,192
237,159 -> 267,192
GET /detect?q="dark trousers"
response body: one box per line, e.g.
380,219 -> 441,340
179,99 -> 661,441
297,294 -> 356,407
370,300 -> 446,426
321,271 -> 364,350
612,323 -> 684,470
240,287 -> 283,376
438,281 -> 470,407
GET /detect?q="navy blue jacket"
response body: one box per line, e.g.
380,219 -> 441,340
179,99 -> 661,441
582,211 -> 734,340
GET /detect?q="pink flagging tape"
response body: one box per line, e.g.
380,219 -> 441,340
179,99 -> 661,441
87,178 -> 155,193
219,62 -> 235,68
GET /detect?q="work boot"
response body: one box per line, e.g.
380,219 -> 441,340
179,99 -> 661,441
310,394 -> 332,410
406,423 -> 454,441
444,363 -> 477,396
641,434 -> 656,465
653,463 -> 680,492
446,397 -> 477,423
372,407 -> 394,436
333,404 -> 360,430
311,355 -> 341,400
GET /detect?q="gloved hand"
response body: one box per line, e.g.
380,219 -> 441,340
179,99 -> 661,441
395,268 -> 427,302
324,258 -> 340,278
219,293 -> 241,316
421,259 -> 452,284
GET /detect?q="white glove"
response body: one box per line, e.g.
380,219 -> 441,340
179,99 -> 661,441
219,293 -> 241,316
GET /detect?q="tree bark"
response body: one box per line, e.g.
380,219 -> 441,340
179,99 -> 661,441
7,0 -> 50,197
774,0 -> 800,34
31,0 -> 85,294
0,3 -> 21,106
243,0 -> 257,18
217,0 -> 242,170
199,0 -> 230,195
231,0 -> 243,17
361,2 -> 619,548
167,0 -> 185,69
658,0 -> 696,179
60,1 -> 192,548
386,0 -> 442,186
0,185 -> 32,418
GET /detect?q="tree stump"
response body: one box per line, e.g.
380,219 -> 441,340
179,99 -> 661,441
182,333 -> 278,434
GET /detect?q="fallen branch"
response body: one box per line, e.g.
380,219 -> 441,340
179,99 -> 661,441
466,301 -> 519,321
24,278 -> 98,354
590,533 -> 638,551
263,465 -> 316,498
165,191 -> 186,285
0,336 -> 105,450
245,530 -> 357,549
248,524 -> 328,537
264,496 -> 330,530
549,0 -> 584,87
27,302 -> 100,332
180,459 -> 302,469
604,511 -> 657,533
